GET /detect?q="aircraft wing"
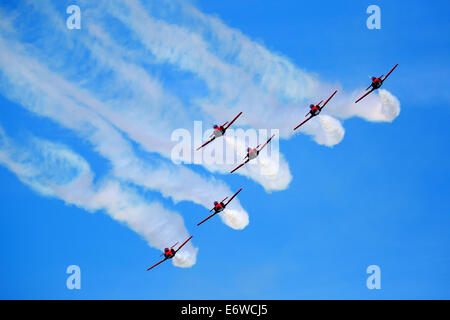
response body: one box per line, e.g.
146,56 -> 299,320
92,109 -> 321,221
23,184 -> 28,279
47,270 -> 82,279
319,90 -> 338,111
146,258 -> 167,271
224,112 -> 243,130
258,134 -> 275,152
197,212 -> 218,226
225,188 -> 243,207
230,160 -> 249,173
196,136 -> 216,150
175,235 -> 193,253
382,63 -> 398,82
355,88 -> 375,104
293,115 -> 313,131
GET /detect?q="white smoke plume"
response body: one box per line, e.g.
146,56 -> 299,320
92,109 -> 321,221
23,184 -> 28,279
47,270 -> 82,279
219,209 -> 249,231
378,89 -> 401,121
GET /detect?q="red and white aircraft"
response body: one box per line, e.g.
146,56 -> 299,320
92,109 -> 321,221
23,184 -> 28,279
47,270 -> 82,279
196,112 -> 243,150
146,235 -> 193,271
197,188 -> 243,226
230,134 -> 276,174
293,90 -> 338,131
355,63 -> 398,103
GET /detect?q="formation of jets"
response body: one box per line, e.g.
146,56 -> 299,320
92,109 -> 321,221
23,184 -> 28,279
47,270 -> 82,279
146,64 -> 398,271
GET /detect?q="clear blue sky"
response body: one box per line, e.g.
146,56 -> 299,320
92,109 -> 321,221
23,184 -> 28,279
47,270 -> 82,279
0,0 -> 449,299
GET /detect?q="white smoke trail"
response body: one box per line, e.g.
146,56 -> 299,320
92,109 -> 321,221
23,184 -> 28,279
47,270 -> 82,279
220,209 -> 249,231
316,115 -> 346,147
0,127 -> 197,268
378,89 -> 401,121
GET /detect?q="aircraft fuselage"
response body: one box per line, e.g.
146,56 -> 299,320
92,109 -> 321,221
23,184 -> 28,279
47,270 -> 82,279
214,203 -> 225,213
163,248 -> 176,259
372,78 -> 382,89
310,106 -> 321,116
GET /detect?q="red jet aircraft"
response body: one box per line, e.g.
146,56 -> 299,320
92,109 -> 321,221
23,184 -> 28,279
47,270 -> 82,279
355,63 -> 398,103
293,90 -> 338,131
230,134 -> 275,173
146,235 -> 193,271
196,112 -> 243,150
197,188 -> 243,226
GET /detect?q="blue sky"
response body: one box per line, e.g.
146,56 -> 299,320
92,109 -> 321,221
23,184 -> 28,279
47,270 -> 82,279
0,0 -> 449,299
